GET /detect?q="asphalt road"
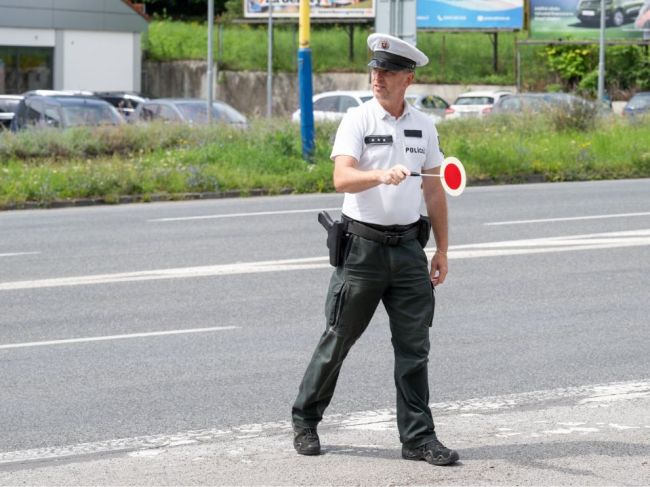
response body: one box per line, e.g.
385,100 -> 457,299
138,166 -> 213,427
0,179 -> 649,484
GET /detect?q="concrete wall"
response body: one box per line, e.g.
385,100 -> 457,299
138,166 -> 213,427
142,60 -> 515,118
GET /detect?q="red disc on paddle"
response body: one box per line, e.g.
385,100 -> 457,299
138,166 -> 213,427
440,157 -> 466,197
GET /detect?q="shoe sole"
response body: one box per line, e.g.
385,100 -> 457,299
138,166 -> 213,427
295,448 -> 321,456
402,450 -> 459,466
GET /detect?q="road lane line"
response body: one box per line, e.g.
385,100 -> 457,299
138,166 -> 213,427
2,229 -> 649,292
148,207 -> 341,222
485,211 -> 650,226
0,326 -> 238,350
0,252 -> 40,258
0,379 -> 647,466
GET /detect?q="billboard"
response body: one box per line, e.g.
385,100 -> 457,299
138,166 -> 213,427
416,0 -> 524,30
530,0 -> 650,40
243,0 -> 375,19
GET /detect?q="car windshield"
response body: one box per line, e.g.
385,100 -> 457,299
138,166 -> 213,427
360,96 -> 373,103
455,96 -> 494,105
0,99 -> 20,113
628,94 -> 650,109
177,102 -> 247,124
56,99 -> 122,127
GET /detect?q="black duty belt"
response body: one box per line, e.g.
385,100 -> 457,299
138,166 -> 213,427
344,217 -> 419,246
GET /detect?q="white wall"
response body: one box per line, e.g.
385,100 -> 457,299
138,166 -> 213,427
0,27 -> 55,47
61,30 -> 139,92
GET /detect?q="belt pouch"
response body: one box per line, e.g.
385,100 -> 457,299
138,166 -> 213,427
417,215 -> 431,248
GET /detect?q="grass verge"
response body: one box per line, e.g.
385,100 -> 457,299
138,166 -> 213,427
1,116 -> 649,209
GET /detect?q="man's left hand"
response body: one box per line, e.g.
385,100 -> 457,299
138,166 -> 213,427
430,252 -> 448,286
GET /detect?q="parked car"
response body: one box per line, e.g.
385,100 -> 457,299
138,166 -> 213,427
406,93 -> 449,123
93,91 -> 147,120
132,98 -> 248,126
0,95 -> 23,129
291,90 -> 373,123
576,0 -> 645,27
622,91 -> 650,118
492,92 -> 608,115
11,93 -> 124,130
445,90 -> 512,119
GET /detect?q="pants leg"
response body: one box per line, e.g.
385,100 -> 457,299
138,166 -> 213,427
292,236 -> 385,427
382,240 -> 436,448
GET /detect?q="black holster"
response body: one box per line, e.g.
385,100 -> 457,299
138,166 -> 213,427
417,215 -> 431,248
318,211 -> 349,267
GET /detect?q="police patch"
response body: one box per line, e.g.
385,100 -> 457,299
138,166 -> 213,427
404,130 -> 422,138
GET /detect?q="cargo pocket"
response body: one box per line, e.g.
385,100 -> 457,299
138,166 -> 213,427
325,279 -> 348,333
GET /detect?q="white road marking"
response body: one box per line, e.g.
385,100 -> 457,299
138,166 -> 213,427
486,211 -> 650,226
148,207 -> 340,222
0,251 -> 40,258
2,229 -> 649,292
0,326 -> 238,350
0,379 -> 646,466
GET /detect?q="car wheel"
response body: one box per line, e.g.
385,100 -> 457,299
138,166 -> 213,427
612,9 -> 625,27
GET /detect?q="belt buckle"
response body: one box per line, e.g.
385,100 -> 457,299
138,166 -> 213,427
384,234 -> 401,246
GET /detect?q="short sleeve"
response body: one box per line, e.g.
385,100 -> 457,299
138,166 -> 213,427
330,109 -> 363,162
423,123 -> 444,170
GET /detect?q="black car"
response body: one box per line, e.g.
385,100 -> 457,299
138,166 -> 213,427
93,91 -> 147,120
0,95 -> 23,129
12,92 -> 124,131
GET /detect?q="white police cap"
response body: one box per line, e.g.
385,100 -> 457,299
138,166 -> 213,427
367,33 -> 429,71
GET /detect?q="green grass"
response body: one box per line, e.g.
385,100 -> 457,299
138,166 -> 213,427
142,20 -> 551,87
1,115 -> 649,209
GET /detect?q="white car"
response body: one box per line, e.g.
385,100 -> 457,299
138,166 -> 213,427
291,90 -> 373,123
445,90 -> 512,119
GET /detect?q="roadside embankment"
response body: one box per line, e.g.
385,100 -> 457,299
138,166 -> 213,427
1,115 -> 649,211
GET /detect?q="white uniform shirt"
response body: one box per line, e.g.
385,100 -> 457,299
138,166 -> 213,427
331,97 -> 444,225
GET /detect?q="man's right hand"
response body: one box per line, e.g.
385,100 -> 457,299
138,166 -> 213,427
379,164 -> 411,185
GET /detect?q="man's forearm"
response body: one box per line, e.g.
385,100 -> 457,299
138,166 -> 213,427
334,165 -> 383,193
425,188 -> 449,252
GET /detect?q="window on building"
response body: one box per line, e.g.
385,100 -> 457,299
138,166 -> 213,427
0,46 -> 53,94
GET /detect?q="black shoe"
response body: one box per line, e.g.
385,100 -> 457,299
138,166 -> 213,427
293,426 -> 321,456
402,438 -> 459,466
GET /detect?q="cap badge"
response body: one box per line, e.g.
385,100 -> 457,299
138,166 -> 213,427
380,40 -> 389,49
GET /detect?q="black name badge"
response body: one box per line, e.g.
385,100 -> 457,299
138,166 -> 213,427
364,135 -> 393,145
404,130 -> 422,138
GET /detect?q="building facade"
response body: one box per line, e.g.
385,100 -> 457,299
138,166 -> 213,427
0,0 -> 148,94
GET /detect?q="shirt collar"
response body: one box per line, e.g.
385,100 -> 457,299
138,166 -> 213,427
371,97 -> 412,121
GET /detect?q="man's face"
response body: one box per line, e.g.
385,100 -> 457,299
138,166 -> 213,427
371,68 -> 414,102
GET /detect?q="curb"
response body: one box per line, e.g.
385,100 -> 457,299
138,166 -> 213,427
0,188 -> 296,212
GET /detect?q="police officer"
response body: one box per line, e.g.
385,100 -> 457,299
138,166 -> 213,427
291,33 -> 458,466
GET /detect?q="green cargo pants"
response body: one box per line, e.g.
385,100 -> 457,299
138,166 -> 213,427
292,233 -> 437,448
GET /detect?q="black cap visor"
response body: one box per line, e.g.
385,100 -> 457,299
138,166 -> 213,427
367,51 -> 416,71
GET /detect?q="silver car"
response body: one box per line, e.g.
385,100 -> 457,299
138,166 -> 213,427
132,98 -> 248,126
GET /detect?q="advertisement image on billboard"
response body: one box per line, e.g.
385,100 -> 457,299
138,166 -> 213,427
244,0 -> 375,19
530,0 -> 650,40
416,0 -> 524,30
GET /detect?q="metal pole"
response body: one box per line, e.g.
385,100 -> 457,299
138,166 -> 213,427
267,0 -> 273,119
597,0 -> 606,102
298,0 -> 314,161
207,0 -> 214,123
516,44 -> 521,93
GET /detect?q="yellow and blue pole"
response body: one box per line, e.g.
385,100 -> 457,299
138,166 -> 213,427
298,0 -> 314,161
